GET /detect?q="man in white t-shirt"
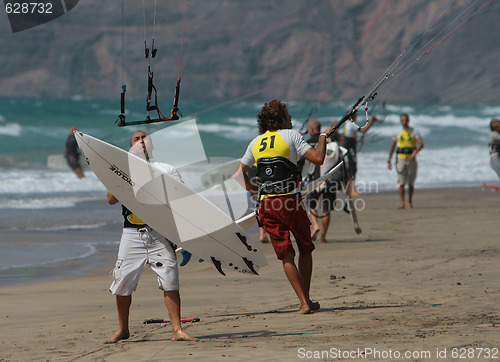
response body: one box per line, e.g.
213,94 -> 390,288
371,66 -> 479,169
235,100 -> 335,314
340,111 -> 376,195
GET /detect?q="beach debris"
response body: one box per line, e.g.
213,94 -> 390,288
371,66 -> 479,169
330,275 -> 346,280
143,317 -> 200,324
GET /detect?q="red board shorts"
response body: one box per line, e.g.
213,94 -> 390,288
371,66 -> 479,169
258,194 -> 314,260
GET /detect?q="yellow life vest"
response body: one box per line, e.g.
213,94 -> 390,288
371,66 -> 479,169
252,131 -> 299,199
252,131 -> 292,161
397,129 -> 417,159
127,213 -> 145,225
122,205 -> 146,227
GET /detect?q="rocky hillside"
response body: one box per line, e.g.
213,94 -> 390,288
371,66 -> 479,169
0,0 -> 499,105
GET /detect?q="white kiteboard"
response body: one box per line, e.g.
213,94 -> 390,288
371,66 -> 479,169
74,131 -> 267,276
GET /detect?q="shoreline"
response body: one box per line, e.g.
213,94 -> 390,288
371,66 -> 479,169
1,186 -> 499,361
1,184 -> 497,289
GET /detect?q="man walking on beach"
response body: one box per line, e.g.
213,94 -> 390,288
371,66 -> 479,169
488,118 -> 500,180
305,119 -> 339,243
235,100 -> 335,314
387,114 -> 424,209
106,131 -> 195,343
340,111 -> 376,195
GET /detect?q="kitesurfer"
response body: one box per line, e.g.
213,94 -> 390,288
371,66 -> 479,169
488,118 -> 500,180
305,119 -> 345,243
64,127 -> 85,179
340,111 -> 376,195
106,131 -> 196,343
387,114 -> 424,209
235,100 -> 335,314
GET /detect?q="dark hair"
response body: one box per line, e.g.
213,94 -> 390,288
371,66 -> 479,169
257,99 -> 289,134
491,119 -> 500,131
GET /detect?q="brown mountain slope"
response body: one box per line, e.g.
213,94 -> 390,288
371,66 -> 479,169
0,0 -> 498,105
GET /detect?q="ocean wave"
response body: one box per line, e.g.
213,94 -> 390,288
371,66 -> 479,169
197,122 -> 256,141
411,114 -> 489,129
1,98 -> 498,196
0,170 -> 105,195
0,242 -> 98,271
481,106 -> 500,117
26,222 -> 109,231
227,117 -> 257,126
385,104 -> 415,114
0,195 -> 105,209
0,122 -> 22,137
357,145 -> 497,191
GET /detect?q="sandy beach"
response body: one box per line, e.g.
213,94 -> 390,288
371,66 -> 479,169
1,187 -> 499,361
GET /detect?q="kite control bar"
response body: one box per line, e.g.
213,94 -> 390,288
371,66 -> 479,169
116,77 -> 182,127
326,96 -> 364,138
326,74 -> 387,138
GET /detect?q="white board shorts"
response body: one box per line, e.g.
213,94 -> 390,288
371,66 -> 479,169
109,227 -> 179,296
396,158 -> 418,186
491,154 -> 500,179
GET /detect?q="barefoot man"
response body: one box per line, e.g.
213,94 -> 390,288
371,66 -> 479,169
388,113 -> 424,209
235,100 -> 334,314
106,131 -> 195,343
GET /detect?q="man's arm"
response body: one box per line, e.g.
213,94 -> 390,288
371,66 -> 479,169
303,124 -> 336,165
107,191 -> 119,205
359,115 -> 377,134
234,163 -> 258,194
387,139 -> 397,170
410,136 -> 424,161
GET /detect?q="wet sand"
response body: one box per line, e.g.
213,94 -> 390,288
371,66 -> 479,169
1,187 -> 499,361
